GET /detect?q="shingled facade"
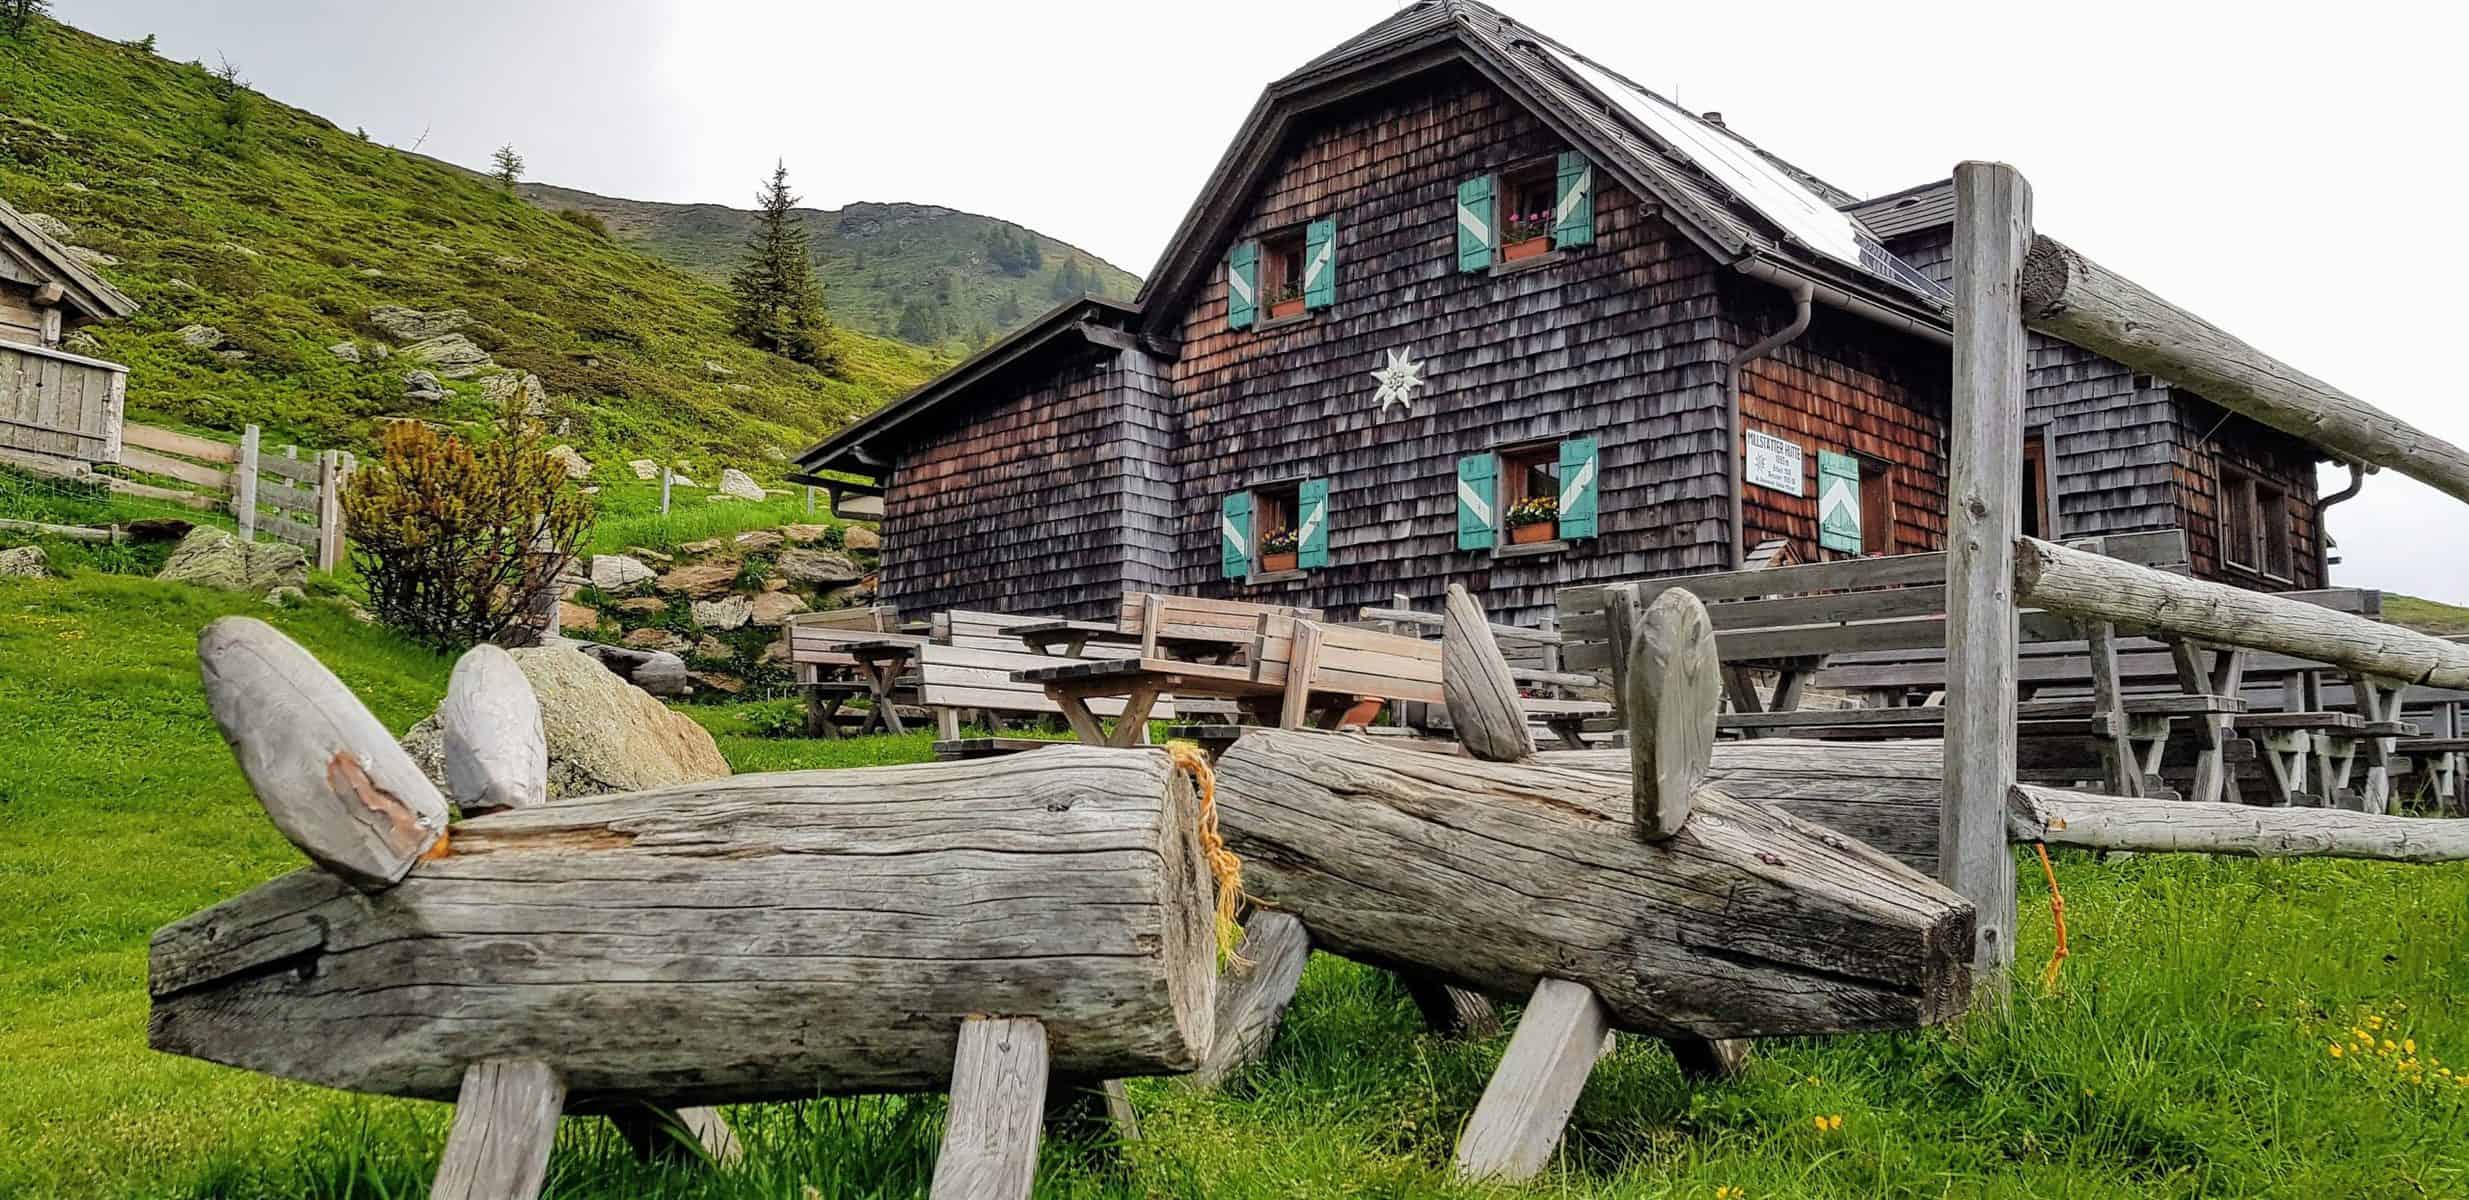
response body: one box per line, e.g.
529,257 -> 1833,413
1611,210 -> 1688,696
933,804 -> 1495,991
798,0 -> 2333,623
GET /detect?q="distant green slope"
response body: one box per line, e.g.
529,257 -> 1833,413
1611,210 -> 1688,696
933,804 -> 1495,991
0,18 -> 947,470
519,182 -> 1142,355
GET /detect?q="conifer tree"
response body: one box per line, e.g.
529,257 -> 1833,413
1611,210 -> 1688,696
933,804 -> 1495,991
729,161 -> 837,370
489,144 -> 524,189
0,0 -> 50,38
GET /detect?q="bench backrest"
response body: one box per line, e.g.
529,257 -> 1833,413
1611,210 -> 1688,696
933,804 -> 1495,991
1287,620 -> 1444,705
1558,529 -> 2192,678
784,626 -> 930,671
1120,593 -> 1322,649
935,609 -> 1139,661
914,639 -> 1174,719
788,604 -> 901,633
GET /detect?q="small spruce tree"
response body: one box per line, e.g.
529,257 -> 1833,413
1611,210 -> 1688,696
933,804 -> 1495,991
490,144 -> 524,190
728,161 -> 837,370
1,0 -> 50,38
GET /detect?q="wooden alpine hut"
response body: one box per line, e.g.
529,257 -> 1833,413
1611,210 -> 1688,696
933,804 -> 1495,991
795,0 -> 2382,624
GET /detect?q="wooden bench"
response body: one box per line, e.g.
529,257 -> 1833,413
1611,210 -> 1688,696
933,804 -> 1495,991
919,610 -> 1172,760
1359,593 -> 1612,747
780,607 -> 926,737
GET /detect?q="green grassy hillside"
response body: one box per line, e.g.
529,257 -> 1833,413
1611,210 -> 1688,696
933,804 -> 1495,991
0,18 -> 946,470
520,182 -> 1142,355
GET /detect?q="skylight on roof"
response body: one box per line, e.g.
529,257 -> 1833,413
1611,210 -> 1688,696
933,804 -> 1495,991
1541,45 -> 1949,304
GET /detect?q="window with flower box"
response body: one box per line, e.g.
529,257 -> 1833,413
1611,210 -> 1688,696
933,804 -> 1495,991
1221,478 -> 1329,579
1225,219 -> 1337,330
1456,436 -> 1599,555
1455,151 -> 1595,273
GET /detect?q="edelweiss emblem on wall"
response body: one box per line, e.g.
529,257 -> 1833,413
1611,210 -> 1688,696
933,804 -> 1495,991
1369,347 -> 1427,416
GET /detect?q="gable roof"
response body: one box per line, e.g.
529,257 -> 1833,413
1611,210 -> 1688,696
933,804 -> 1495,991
1135,0 -> 1951,339
793,295 -> 1140,477
0,197 -> 137,323
1844,178 -> 1957,241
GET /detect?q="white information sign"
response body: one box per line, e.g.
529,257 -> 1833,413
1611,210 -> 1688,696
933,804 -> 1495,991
1744,430 -> 1804,496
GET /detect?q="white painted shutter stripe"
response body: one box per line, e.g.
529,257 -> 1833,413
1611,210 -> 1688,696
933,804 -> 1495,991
1302,240 -> 1333,290
1228,265 -> 1254,305
1456,203 -> 1491,246
1297,499 -> 1325,544
1221,516 -> 1249,558
1457,479 -> 1494,527
1557,458 -> 1596,511
1557,165 -> 1592,223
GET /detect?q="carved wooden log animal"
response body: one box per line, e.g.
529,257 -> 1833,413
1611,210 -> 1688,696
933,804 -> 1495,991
157,618 -> 1216,1200
1211,728 -> 1975,1041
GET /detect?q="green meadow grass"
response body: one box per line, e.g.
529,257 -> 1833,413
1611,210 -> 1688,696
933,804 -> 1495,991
6,568 -> 2469,1198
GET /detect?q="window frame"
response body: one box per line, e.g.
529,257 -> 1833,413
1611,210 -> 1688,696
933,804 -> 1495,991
1246,478 -> 1307,580
2021,432 -> 2053,541
2218,463 -> 2295,583
1255,225 -> 1310,326
1491,439 -> 1569,556
1856,454 -> 1897,558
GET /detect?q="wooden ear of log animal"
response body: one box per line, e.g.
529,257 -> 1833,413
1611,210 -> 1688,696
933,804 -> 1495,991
1209,586 -> 1976,1182
161,619 -> 1217,1200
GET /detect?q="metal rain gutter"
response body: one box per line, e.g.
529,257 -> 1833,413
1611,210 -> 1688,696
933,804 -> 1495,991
1725,279 -> 1813,569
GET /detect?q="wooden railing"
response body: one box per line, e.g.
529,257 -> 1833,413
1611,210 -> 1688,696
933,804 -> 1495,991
117,422 -> 355,571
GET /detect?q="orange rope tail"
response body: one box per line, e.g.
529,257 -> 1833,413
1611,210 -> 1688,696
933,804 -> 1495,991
2035,841 -> 2069,992
1166,741 -> 1246,965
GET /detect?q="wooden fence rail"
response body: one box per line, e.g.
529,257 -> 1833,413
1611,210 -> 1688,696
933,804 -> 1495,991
116,421 -> 354,571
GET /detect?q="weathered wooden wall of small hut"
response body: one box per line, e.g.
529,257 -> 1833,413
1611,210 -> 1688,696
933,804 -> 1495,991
1729,284 -> 1949,559
0,280 -> 45,346
879,348 -> 1148,621
1163,66 -> 1733,626
2170,397 -> 2325,590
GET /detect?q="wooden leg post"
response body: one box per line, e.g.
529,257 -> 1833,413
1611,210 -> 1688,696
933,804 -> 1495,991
932,1016 -> 1050,1200
1403,977 -> 1502,1038
1451,977 -> 1612,1182
432,1059 -> 566,1200
1193,910 -> 1313,1088
1943,160 -> 2032,981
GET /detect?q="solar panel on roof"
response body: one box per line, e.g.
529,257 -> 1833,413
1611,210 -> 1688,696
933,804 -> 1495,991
1541,45 -> 1949,305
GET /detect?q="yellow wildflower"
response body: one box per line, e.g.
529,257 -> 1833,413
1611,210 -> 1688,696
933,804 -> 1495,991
2406,1039 -> 2418,1055
2370,1015 -> 2385,1030
2329,1044 -> 2345,1058
1716,1189 -> 1745,1200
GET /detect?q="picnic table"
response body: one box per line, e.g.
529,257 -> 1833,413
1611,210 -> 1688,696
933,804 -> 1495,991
1010,619 -> 1244,663
1015,659 -> 1276,747
806,638 -> 919,737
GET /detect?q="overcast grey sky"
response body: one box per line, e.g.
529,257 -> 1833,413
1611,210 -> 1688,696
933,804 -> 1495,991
63,0 -> 2469,600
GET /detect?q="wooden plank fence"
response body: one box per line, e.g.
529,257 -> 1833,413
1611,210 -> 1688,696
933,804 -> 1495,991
117,422 -> 355,571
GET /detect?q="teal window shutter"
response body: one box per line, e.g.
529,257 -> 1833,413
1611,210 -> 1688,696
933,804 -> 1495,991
1221,492 -> 1253,577
1554,151 -> 1595,247
1227,241 -> 1259,330
1456,454 -> 1496,550
1302,219 -> 1337,310
1456,176 -> 1495,273
1297,478 -> 1331,568
1817,451 -> 1862,553
1556,436 -> 1599,539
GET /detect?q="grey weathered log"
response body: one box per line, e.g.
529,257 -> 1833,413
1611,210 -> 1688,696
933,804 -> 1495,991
1625,588 -> 1718,839
2010,784 -> 2469,862
930,1016 -> 1049,1200
607,1104 -> 743,1166
1451,978 -> 1611,1182
150,745 -> 1217,1104
1545,739 -> 1948,875
197,616 -> 447,891
1211,730 -> 1975,1039
432,1059 -> 564,1200
1943,159 -> 2031,977
440,644 -> 547,816
2015,536 -> 2469,689
2021,233 -> 2469,505
1442,583 -> 1535,763
1193,911 -> 1312,1088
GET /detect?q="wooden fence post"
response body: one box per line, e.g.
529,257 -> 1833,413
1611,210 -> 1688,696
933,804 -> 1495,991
234,425 -> 260,543
660,462 -> 673,514
1943,160 -> 2032,981
314,450 -> 341,572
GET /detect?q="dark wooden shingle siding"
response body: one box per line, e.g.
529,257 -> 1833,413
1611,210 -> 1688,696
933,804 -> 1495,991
1163,67 -> 1735,626
2172,397 -> 2325,590
1731,292 -> 1950,559
880,351 -> 1153,620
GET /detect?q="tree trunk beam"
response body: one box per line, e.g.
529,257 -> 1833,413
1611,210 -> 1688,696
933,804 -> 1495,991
440,644 -> 548,816
2015,537 -> 2469,688
1451,978 -> 1611,1182
1192,911 -> 1312,1088
1212,730 -> 1975,1040
2011,784 -> 2469,862
197,617 -> 447,891
150,746 -> 1217,1105
2021,234 -> 2469,505
432,1059 -> 565,1200
1443,584 -> 1536,763
930,1016 -> 1049,1200
1625,588 -> 1719,840
1544,739 -> 1948,876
